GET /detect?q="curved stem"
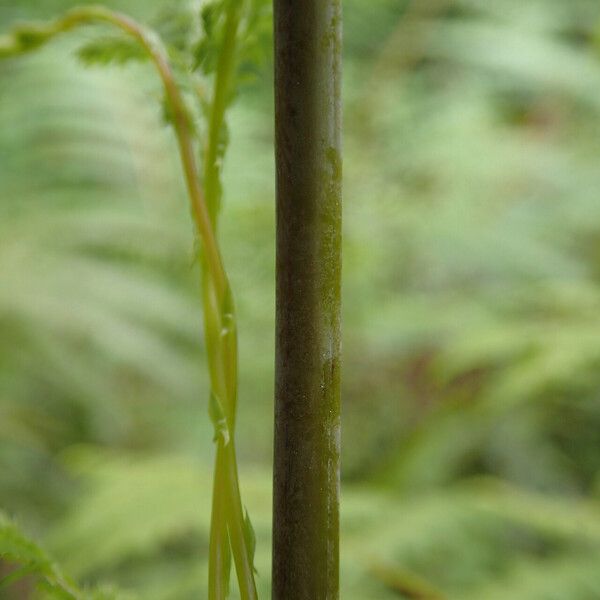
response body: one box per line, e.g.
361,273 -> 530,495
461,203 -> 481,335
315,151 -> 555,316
0,6 -> 257,598
1,4 -> 230,304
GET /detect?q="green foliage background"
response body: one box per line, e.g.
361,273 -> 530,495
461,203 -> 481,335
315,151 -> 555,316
2,0 -> 600,597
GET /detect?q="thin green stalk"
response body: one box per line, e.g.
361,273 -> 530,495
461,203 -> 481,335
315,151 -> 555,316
203,0 -> 244,224
224,440 -> 256,596
0,6 -> 257,598
200,2 -> 259,598
0,4 -> 229,303
208,454 -> 230,598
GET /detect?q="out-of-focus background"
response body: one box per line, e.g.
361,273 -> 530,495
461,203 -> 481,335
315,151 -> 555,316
2,0 -> 600,598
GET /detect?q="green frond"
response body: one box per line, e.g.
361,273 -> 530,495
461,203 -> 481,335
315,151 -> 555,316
77,36 -> 147,66
0,511 -> 129,599
44,450 -> 273,599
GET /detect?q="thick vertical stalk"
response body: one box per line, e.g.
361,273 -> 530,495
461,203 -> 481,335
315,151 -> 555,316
272,1 -> 342,598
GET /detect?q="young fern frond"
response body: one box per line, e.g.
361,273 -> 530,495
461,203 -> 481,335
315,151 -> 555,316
0,511 -> 125,599
0,5 -> 258,598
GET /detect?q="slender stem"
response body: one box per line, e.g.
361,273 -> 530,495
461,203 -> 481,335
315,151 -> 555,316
25,5 -> 231,304
273,0 -> 343,598
208,451 -> 229,599
223,440 -> 256,599
201,2 -> 258,598
203,0 -> 244,224
205,268 -> 231,600
0,6 -> 257,598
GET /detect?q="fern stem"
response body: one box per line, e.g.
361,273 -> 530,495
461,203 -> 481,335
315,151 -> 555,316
201,2 -> 258,598
208,453 -> 229,599
0,6 -> 257,598
203,0 -> 244,224
223,439 -> 257,599
1,4 -> 230,305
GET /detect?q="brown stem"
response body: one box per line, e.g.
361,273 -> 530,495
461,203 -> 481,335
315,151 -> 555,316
273,0 -> 343,598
